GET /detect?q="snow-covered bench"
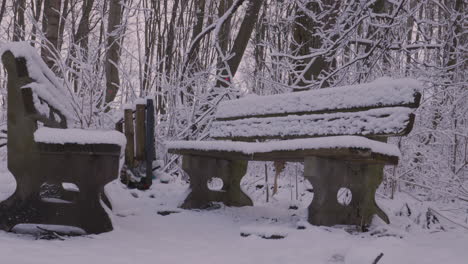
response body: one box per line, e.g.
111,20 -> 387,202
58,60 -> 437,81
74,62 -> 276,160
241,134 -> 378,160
167,78 -> 421,228
0,43 -> 125,234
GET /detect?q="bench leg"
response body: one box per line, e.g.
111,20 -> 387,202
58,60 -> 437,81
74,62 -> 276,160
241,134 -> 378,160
180,155 -> 253,209
304,156 -> 389,227
0,194 -> 43,231
72,185 -> 113,234
0,168 -> 44,231
0,186 -> 113,234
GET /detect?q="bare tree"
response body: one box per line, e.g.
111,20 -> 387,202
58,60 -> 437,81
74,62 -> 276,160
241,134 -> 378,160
105,0 -> 125,104
216,0 -> 264,89
291,1 -> 341,90
0,0 -> 7,26
42,0 -> 62,69
30,0 -> 44,46
12,0 -> 26,41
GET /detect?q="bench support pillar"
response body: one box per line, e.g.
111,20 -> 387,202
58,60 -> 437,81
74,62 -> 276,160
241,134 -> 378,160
0,187 -> 112,234
304,156 -> 389,227
0,143 -> 120,235
180,155 -> 253,209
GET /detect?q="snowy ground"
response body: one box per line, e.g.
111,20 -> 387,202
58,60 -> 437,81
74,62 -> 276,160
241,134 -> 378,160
0,160 -> 467,264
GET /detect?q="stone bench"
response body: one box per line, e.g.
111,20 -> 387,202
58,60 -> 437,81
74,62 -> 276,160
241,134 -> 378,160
167,78 -> 421,227
0,43 -> 125,234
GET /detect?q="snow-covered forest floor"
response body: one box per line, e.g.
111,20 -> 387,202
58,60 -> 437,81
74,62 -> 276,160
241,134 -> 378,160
0,158 -> 467,264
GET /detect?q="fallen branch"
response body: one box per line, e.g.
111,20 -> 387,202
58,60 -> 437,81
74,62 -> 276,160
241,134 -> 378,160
372,253 -> 384,264
428,207 -> 468,230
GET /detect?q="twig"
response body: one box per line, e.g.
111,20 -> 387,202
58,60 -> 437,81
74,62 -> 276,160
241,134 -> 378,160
372,253 -> 384,264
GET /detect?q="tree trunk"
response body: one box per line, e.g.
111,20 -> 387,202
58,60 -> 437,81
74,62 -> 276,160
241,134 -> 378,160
30,0 -> 44,47
216,0 -> 264,89
105,0 -> 124,104
57,0 -> 69,51
0,0 -> 6,26
252,1 -> 267,94
141,0 -> 158,94
42,0 -> 62,70
13,0 -> 26,41
189,0 -> 206,70
405,0 -> 418,72
74,0 -> 94,52
216,0 -> 233,81
164,0 -> 180,76
291,1 -> 340,90
70,0 -> 93,92
357,0 -> 392,82
183,0 -> 206,101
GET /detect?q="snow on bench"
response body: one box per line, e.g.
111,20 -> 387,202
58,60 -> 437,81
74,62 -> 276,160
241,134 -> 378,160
1,42 -> 77,126
211,78 -> 421,141
167,136 -> 400,164
35,127 -> 126,148
215,77 -> 421,120
211,107 -> 414,140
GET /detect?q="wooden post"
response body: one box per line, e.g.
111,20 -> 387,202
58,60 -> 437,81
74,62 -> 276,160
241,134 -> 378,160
135,103 -> 146,163
265,164 -> 269,203
144,98 -> 155,186
124,108 -> 135,168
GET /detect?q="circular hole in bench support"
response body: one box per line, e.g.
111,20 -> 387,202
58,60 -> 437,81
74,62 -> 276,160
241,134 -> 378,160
337,187 -> 352,206
207,177 -> 224,191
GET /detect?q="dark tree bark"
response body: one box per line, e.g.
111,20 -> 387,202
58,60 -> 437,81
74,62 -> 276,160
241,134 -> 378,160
252,1 -> 267,94
70,0 -> 93,92
181,0 -> 206,103
74,0 -> 94,52
446,0 -> 464,69
0,0 -> 6,26
42,0 -> 62,69
356,0 -> 393,82
188,0 -> 206,70
30,0 -> 44,47
183,0 -> 245,77
216,0 -> 233,77
291,1 -> 341,90
216,0 -> 264,88
164,0 -> 180,76
105,0 -> 124,104
141,0 -> 159,94
13,0 -> 26,41
405,0 -> 421,68
57,0 -> 69,51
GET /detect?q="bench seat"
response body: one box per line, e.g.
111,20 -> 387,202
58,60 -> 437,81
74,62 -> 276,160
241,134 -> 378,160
167,136 -> 400,164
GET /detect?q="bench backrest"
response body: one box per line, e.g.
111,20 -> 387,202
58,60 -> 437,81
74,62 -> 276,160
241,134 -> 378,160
1,43 -> 77,176
2,44 -> 77,126
211,78 -> 421,141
